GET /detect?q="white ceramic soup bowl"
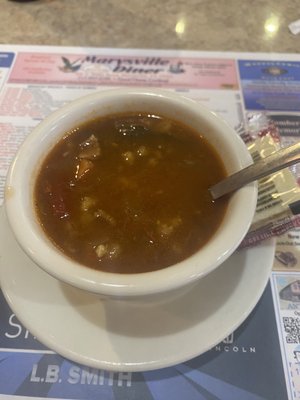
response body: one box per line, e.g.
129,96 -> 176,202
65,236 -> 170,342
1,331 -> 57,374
4,88 -> 257,299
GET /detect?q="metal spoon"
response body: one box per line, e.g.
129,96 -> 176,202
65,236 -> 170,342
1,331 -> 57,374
209,141 -> 300,200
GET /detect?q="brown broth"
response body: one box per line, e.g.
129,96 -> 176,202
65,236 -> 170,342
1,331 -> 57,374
34,113 -> 229,273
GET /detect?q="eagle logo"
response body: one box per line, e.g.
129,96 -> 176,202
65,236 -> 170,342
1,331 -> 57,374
59,56 -> 82,73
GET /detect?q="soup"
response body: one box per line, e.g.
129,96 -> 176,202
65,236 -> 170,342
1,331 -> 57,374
34,113 -> 229,273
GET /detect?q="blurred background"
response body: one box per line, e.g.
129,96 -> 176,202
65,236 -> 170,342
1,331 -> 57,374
1,0 -> 300,53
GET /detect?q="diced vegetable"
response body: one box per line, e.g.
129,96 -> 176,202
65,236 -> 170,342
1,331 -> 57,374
95,243 -> 121,259
75,159 -> 93,179
81,196 -> 97,211
122,151 -> 135,165
79,134 -> 101,160
94,209 -> 116,225
157,217 -> 182,237
95,244 -> 108,259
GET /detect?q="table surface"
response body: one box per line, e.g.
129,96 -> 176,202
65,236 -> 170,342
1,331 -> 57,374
1,0 -> 300,53
0,3 -> 299,399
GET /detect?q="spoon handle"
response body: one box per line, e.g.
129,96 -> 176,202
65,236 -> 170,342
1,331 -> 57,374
209,141 -> 300,200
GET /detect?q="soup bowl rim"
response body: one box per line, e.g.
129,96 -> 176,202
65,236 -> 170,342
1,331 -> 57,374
4,88 -> 257,298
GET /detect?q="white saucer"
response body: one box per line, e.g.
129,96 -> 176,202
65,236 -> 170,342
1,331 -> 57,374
0,206 -> 275,372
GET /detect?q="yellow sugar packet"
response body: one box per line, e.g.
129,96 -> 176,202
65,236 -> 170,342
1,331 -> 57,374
250,134 -> 300,229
